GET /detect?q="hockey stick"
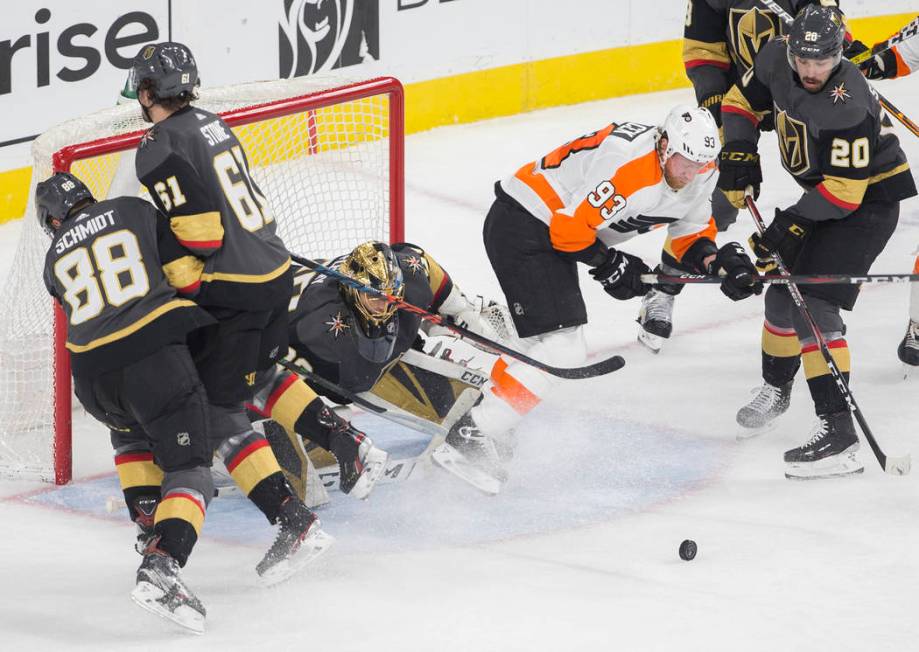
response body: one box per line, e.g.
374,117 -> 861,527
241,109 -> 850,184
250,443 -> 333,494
756,0 -> 919,138
848,15 -> 919,66
641,272 -> 919,286
745,193 -> 910,475
290,253 -> 626,380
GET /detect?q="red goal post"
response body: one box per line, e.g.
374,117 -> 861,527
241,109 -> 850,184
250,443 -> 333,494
2,76 -> 404,484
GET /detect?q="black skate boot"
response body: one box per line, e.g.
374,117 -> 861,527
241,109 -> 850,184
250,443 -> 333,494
256,497 -> 334,587
431,412 -> 508,495
736,380 -> 793,437
784,411 -> 864,480
131,539 -> 206,634
131,495 -> 159,555
637,289 -> 675,353
329,424 -> 389,500
897,320 -> 919,369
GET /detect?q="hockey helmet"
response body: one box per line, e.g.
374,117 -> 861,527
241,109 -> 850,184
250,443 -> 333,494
127,42 -> 200,100
659,105 -> 720,165
35,172 -> 95,236
786,5 -> 846,69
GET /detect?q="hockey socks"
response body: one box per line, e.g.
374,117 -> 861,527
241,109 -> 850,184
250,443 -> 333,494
152,488 -> 208,567
761,321 -> 801,386
801,338 -> 850,415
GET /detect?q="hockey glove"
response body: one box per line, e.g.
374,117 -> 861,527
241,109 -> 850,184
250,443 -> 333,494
708,242 -> 763,301
749,207 -> 812,269
700,93 -> 724,128
861,49 -> 898,80
589,249 -> 651,301
717,140 -> 761,209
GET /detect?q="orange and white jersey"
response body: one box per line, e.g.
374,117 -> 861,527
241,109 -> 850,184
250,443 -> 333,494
500,121 -> 717,265
890,36 -> 919,77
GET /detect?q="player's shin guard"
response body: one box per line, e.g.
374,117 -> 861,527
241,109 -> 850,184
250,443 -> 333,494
151,488 -> 207,567
801,337 -> 851,416
114,448 -> 164,552
220,431 -> 294,523
761,320 -> 801,386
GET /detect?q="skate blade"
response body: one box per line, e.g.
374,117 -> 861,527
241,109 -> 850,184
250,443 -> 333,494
131,581 -> 205,635
431,443 -> 506,496
736,420 -> 778,441
785,452 -> 864,480
637,328 -> 663,354
257,528 -> 335,588
347,447 -> 390,501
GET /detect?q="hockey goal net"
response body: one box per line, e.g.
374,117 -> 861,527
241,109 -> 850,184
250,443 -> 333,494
0,75 -> 404,484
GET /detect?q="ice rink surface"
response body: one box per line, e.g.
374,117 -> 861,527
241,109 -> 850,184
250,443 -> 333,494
1,75 -> 918,651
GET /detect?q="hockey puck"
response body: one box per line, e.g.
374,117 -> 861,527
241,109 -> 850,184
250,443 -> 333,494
679,539 -> 697,561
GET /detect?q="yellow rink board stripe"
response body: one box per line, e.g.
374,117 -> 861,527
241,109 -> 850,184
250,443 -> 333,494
0,12 -> 912,225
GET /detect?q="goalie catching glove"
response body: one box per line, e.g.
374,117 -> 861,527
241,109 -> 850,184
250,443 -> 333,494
589,249 -> 651,301
424,284 -> 511,347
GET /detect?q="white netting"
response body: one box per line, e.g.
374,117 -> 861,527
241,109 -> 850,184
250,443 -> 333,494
0,74 -> 400,482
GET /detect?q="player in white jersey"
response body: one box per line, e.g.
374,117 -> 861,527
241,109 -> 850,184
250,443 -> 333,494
853,28 -> 919,368
430,105 -> 763,494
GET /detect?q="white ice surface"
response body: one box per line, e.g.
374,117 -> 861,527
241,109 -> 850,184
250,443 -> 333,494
1,75 -> 919,651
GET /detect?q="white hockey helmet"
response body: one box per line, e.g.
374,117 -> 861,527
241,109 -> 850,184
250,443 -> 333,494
659,105 -> 720,165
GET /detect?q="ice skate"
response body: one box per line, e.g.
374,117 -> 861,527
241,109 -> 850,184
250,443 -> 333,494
736,380 -> 793,438
897,320 -> 919,378
432,412 -> 508,495
330,427 -> 389,500
784,411 -> 864,480
256,497 -> 334,587
131,541 -> 206,635
636,289 -> 674,353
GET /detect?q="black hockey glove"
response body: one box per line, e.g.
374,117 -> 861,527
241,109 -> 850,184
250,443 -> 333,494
748,207 -> 812,269
717,140 -> 761,210
861,49 -> 899,80
589,249 -> 651,301
844,39 -> 870,61
708,242 -> 763,301
700,93 -> 724,128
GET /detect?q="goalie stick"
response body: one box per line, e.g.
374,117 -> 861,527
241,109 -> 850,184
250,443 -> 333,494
290,253 -> 626,380
756,0 -> 919,137
745,192 -> 911,476
641,272 -> 919,286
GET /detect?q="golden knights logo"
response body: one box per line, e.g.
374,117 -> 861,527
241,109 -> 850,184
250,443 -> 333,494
775,109 -> 810,176
729,7 -> 782,76
279,0 -> 379,78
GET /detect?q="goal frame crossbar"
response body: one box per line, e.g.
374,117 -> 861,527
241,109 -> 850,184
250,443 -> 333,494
47,76 -> 405,484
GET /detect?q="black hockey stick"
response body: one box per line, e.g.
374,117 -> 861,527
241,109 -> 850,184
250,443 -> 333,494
848,15 -> 919,66
290,253 -> 626,380
641,272 -> 919,286
756,0 -> 919,138
745,193 -> 910,475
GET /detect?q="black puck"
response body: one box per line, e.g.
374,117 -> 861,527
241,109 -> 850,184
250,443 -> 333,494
679,539 -> 697,561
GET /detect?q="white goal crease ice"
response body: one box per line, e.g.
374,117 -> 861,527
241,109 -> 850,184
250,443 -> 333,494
0,74 -> 405,484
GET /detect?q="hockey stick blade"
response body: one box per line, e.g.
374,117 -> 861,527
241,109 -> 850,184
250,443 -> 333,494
884,453 -> 911,476
290,253 -> 627,379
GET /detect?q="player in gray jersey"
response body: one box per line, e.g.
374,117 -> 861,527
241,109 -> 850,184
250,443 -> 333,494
717,6 -> 917,478
40,172 -> 216,632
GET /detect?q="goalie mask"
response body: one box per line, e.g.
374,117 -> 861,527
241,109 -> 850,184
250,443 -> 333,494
35,172 -> 95,236
339,241 -> 405,362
